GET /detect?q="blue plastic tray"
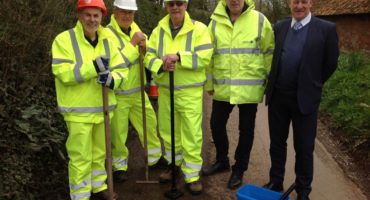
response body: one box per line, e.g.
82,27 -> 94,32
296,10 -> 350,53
236,184 -> 291,200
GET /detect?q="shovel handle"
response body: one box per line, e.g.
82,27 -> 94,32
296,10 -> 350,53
279,183 -> 296,200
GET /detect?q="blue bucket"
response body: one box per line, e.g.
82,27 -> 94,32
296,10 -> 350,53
236,184 -> 291,200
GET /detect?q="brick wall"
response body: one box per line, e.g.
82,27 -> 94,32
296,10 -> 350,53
320,14 -> 370,51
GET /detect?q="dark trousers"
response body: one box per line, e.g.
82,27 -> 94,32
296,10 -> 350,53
268,89 -> 317,194
210,100 -> 257,172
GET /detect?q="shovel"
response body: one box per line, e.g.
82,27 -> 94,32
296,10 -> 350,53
102,86 -> 114,200
136,46 -> 159,184
164,71 -> 183,199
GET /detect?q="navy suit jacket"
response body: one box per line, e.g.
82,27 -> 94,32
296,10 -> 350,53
265,16 -> 339,114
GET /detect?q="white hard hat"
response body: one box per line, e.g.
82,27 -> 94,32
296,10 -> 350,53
114,0 -> 138,11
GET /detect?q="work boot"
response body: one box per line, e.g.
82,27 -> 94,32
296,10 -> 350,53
227,169 -> 243,189
149,156 -> 168,170
187,180 -> 203,195
159,166 -> 180,183
113,170 -> 128,183
92,189 -> 118,200
202,162 -> 230,176
263,181 -> 284,192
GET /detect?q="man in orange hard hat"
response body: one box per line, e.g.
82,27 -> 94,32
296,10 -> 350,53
51,0 -> 128,199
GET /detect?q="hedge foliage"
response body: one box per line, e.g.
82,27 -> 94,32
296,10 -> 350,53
0,0 -> 207,199
320,52 -> 370,149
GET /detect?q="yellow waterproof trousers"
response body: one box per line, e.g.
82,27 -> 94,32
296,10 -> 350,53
158,86 -> 203,183
111,92 -> 162,171
66,121 -> 107,200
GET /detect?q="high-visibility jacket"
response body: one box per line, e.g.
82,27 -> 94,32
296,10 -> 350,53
52,21 -> 128,123
205,0 -> 275,104
106,15 -> 146,94
144,12 -> 213,89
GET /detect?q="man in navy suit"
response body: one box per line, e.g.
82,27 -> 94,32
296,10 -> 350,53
263,0 -> 339,199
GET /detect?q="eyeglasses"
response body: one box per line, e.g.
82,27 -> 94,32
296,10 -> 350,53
166,1 -> 185,7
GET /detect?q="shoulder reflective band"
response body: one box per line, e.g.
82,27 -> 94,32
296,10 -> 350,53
68,29 -> 84,83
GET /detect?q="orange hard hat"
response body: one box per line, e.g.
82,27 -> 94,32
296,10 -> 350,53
77,0 -> 107,16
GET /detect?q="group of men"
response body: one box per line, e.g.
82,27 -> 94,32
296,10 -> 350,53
51,0 -> 339,199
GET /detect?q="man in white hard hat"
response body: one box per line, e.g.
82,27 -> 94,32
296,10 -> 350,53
144,0 -> 213,195
51,0 -> 127,199
106,0 -> 167,183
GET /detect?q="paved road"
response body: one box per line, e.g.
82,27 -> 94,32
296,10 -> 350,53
115,94 -> 368,200
202,94 -> 368,200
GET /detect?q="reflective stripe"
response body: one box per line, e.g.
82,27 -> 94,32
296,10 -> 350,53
184,171 -> 199,179
69,179 -> 91,191
107,25 -> 125,50
158,28 -> 165,58
111,62 -> 130,70
264,48 -> 274,55
157,81 -> 205,90
92,180 -> 105,188
194,44 -> 212,52
53,58 -> 74,64
148,157 -> 160,163
214,79 -> 265,86
148,148 -> 162,155
211,20 -> 217,47
119,51 -> 131,68
215,48 -> 260,55
92,170 -> 106,177
70,192 -> 91,200
116,72 -> 124,89
192,53 -> 198,70
186,30 -> 193,51
256,13 -> 264,50
103,39 -> 110,60
147,57 -> 156,70
58,105 -> 116,113
165,151 -> 182,162
206,73 -> 213,81
183,162 -> 202,170
68,29 -> 83,83
113,158 -> 128,169
115,87 -> 140,95
147,47 -> 156,54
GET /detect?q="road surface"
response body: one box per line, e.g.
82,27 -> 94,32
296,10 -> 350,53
115,94 -> 368,200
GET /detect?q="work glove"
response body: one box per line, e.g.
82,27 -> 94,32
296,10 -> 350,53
97,71 -> 115,89
93,56 -> 110,73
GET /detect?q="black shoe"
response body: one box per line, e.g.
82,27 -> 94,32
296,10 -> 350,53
113,170 -> 128,183
297,192 -> 310,200
227,170 -> 243,189
149,156 -> 168,170
263,182 -> 284,192
202,162 -> 230,176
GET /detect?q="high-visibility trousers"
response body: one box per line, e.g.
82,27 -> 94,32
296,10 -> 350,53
158,86 -> 203,183
111,92 -> 162,171
66,121 -> 107,200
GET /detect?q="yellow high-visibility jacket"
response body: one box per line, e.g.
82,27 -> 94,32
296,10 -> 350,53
52,21 -> 128,123
106,16 -> 146,94
144,12 -> 213,89
205,0 -> 275,104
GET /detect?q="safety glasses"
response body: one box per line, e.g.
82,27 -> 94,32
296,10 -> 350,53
166,1 -> 185,7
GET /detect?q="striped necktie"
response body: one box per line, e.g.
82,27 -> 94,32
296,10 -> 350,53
293,22 -> 303,31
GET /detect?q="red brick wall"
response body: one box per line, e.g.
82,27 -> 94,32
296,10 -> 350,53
319,14 -> 370,51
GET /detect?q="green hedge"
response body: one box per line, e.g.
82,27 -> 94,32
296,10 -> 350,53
0,0 -> 208,199
320,52 -> 370,149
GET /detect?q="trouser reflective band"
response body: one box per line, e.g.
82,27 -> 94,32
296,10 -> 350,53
182,161 -> 202,183
148,148 -> 162,165
113,158 -> 128,170
70,192 -> 91,200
